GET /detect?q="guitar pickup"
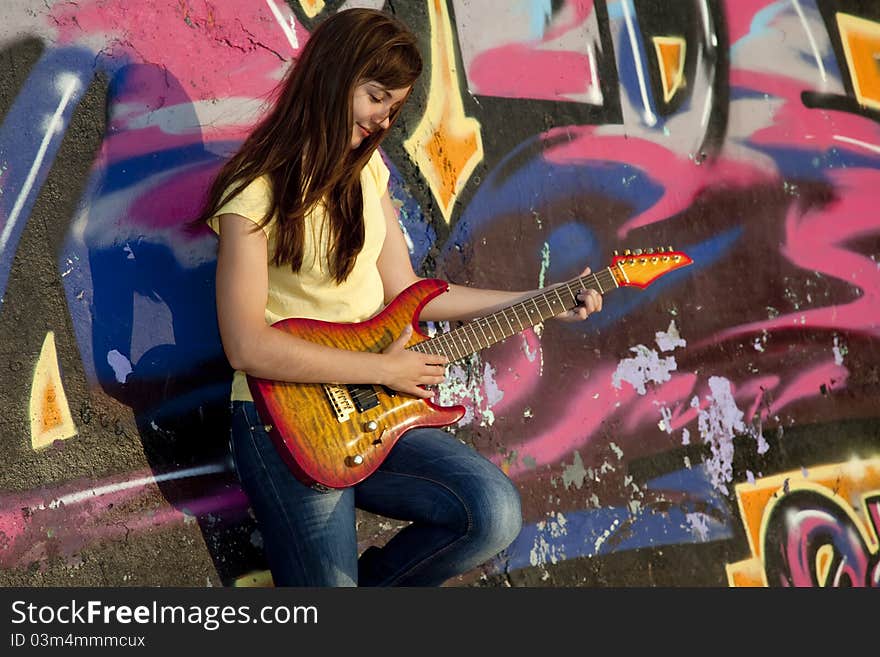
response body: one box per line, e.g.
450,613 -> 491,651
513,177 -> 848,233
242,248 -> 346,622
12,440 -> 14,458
346,384 -> 380,413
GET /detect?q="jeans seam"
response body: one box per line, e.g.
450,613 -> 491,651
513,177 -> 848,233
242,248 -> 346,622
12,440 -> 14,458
238,409 -> 309,581
370,469 -> 474,586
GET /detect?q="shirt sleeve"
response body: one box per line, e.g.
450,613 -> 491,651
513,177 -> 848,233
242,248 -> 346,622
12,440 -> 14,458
206,175 -> 273,237
365,149 -> 390,194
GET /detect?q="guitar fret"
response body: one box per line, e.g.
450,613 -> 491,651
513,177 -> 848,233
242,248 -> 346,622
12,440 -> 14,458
473,324 -> 484,350
553,287 -> 566,310
441,333 -> 459,361
530,297 -> 542,322
460,325 -> 477,355
496,312 -> 512,339
485,317 -> 499,343
474,319 -> 489,349
511,305 -> 525,331
502,310 -> 516,335
450,333 -> 464,360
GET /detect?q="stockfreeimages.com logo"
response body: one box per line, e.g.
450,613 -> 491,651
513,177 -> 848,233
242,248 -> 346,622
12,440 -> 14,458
11,599 -> 318,632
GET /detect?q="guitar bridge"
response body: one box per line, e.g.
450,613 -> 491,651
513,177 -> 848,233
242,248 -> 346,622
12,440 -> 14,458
323,384 -> 356,423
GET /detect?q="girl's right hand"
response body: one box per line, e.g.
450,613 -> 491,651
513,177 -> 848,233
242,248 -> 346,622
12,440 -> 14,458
379,325 -> 448,398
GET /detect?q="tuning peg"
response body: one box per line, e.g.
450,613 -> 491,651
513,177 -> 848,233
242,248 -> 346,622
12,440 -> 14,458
624,249 -> 632,256
614,249 -> 620,256
634,248 -> 643,256
668,245 -> 674,252
646,248 -> 654,254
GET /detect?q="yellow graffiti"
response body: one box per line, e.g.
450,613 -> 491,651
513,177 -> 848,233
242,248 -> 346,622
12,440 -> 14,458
836,13 -> 880,111
29,331 -> 78,450
403,0 -> 483,224
232,569 -> 274,587
726,458 -> 880,587
652,36 -> 686,103
298,0 -> 325,19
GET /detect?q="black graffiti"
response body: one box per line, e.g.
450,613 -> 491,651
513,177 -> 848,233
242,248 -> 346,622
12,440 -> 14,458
763,489 -> 880,587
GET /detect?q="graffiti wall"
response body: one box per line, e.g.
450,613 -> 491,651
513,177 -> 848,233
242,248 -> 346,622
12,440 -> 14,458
0,0 -> 877,587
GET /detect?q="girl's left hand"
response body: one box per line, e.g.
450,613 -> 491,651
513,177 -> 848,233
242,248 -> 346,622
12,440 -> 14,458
554,266 -> 603,322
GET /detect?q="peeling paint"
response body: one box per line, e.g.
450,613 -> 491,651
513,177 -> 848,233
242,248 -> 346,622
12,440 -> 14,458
655,320 -> 686,352
685,512 -> 711,542
658,404 -> 674,433
691,376 -> 761,495
107,349 -> 133,384
832,335 -> 847,365
529,511 -> 568,567
561,451 -> 587,490
521,334 -> 539,362
538,241 -> 550,288
593,518 -> 620,554
612,344 -> 678,395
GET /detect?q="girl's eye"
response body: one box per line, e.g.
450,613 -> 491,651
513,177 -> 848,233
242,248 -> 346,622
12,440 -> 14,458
369,95 -> 381,103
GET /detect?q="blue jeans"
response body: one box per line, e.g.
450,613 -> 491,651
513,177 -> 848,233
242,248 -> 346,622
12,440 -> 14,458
230,401 -> 522,586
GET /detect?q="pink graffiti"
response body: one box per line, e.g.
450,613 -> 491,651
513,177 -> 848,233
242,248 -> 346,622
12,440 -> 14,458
619,372 -> 698,434
724,0 -> 780,46
758,359 -> 848,420
0,467 -> 247,569
488,331 -> 545,409
470,45 -> 596,102
731,70 -> 880,153
501,367 -> 700,478
541,126 -> 773,239
703,168 -> 880,344
48,1 -> 304,235
467,0 -> 597,102
628,374 -> 777,436
740,375 -> 781,421
127,162 -> 221,230
50,0 -> 302,102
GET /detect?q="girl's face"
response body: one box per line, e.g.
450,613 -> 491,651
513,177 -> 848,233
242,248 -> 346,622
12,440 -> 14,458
350,80 -> 410,149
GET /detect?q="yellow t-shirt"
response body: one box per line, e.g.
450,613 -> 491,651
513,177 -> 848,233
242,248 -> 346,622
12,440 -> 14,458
208,149 -> 390,401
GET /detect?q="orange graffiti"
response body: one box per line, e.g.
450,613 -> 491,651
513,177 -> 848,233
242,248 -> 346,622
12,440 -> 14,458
836,13 -> 880,111
726,459 -> 880,586
403,0 -> 483,224
653,36 -> 687,103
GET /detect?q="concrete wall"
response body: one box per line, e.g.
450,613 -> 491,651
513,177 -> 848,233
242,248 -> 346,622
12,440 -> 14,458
1,0 -> 878,587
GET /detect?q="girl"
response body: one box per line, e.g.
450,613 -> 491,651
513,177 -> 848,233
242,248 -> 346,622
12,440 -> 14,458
197,8 -> 602,586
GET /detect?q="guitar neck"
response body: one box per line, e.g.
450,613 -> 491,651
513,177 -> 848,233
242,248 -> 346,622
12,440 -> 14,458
409,268 -> 619,362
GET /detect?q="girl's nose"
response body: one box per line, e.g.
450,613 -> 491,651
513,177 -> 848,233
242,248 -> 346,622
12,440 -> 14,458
377,115 -> 390,130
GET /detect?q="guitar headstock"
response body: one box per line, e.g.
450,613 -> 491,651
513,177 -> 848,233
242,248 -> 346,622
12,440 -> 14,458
610,247 -> 692,289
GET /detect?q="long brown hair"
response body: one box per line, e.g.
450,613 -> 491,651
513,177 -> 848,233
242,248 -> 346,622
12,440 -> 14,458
196,8 -> 422,283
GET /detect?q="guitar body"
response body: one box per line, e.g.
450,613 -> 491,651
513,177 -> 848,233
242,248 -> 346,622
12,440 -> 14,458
246,247 -> 693,490
247,278 -> 466,490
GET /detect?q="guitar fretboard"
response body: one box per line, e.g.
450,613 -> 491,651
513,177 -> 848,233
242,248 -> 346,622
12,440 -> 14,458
409,268 -> 618,362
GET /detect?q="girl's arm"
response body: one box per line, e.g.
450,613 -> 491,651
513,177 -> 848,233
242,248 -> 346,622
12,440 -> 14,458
375,192 -> 602,322
214,213 -> 446,397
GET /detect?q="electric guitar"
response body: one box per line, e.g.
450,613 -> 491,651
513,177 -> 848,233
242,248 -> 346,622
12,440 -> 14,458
248,247 -> 693,489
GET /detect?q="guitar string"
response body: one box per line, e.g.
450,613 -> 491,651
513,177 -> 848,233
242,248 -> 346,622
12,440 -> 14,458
410,268 -> 619,361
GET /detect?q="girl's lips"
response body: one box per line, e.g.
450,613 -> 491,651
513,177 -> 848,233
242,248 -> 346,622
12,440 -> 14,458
358,124 -> 371,137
